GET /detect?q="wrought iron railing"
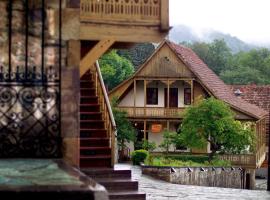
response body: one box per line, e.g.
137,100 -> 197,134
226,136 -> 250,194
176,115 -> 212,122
0,0 -> 62,158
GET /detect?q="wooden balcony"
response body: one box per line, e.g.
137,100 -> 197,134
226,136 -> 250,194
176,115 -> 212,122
79,0 -> 170,42
118,107 -> 185,119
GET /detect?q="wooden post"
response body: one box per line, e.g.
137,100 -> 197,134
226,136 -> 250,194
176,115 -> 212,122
167,120 -> 170,131
167,79 -> 170,108
134,79 -> 137,116
144,120 -> 147,140
191,79 -> 194,105
160,0 -> 169,31
144,79 -> 147,116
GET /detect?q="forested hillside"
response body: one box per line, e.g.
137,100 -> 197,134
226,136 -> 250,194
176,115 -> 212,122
185,39 -> 270,85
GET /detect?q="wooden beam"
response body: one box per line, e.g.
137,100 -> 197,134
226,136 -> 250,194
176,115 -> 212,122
80,24 -> 167,43
80,38 -> 115,77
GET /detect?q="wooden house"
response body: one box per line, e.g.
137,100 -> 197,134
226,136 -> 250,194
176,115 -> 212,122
109,40 -> 268,169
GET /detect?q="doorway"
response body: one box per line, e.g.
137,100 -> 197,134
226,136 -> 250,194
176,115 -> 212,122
164,88 -> 178,107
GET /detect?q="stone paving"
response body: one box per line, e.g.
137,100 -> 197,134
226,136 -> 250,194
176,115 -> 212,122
116,164 -> 270,200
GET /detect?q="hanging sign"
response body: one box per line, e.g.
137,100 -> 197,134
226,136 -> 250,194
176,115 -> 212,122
151,124 -> 162,133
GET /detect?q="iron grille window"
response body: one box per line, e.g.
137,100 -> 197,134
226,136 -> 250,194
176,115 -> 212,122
0,0 -> 62,158
184,88 -> 191,105
146,88 -> 158,105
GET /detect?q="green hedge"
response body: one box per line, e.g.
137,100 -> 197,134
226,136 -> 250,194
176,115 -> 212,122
163,155 -> 210,163
131,150 -> 149,165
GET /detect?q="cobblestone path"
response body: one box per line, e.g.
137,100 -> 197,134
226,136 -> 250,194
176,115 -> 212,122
116,164 -> 270,200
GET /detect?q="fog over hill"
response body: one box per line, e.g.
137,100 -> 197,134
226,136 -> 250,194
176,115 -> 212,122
168,25 -> 270,53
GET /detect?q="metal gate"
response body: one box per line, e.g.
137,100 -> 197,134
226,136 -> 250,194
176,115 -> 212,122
0,0 -> 62,157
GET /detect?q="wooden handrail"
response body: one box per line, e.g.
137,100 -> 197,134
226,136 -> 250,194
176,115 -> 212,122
88,61 -> 117,166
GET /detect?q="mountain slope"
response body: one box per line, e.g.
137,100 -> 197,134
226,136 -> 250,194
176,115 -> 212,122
169,25 -> 258,53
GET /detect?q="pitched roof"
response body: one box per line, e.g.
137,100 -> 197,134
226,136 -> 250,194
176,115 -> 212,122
166,40 -> 268,120
229,84 -> 270,135
110,40 -> 268,120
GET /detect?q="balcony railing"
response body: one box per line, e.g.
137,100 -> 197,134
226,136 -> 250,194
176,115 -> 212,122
219,145 -> 266,168
118,107 -> 185,118
80,0 -> 169,29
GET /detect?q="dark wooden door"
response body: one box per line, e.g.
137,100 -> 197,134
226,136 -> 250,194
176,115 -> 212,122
164,88 -> 178,107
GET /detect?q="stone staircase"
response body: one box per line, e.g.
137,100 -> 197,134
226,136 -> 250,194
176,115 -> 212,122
83,168 -> 146,200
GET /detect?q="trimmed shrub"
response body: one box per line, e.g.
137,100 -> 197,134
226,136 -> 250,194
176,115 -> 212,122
131,150 -> 149,165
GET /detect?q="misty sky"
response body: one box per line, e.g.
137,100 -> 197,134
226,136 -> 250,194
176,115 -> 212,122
169,0 -> 270,44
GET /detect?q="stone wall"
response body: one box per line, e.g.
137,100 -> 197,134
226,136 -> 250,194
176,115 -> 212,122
142,166 -> 246,189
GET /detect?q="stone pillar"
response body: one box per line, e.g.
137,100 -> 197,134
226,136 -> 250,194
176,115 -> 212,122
61,66 -> 80,167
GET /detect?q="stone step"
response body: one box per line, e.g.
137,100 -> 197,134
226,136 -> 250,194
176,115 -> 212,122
109,191 -> 146,200
83,169 -> 131,179
96,178 -> 138,192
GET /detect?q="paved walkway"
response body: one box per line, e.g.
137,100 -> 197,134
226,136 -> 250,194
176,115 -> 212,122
115,164 -> 270,200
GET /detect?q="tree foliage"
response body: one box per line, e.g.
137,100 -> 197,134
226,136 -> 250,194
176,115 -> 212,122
111,98 -> 136,159
184,40 -> 270,85
117,43 -> 155,70
99,50 -> 134,90
178,98 -> 255,160
159,130 -> 177,154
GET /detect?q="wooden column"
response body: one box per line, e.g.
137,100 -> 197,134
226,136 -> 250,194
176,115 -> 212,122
134,79 -> 137,116
144,120 -> 147,140
144,79 -> 147,116
160,0 -> 169,31
191,79 -> 194,105
167,79 -> 170,108
167,120 -> 170,131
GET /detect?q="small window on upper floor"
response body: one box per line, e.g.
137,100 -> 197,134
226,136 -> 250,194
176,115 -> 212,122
184,88 -> 191,105
146,88 -> 158,105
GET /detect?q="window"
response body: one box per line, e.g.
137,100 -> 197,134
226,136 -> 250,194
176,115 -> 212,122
184,88 -> 191,105
146,88 -> 158,105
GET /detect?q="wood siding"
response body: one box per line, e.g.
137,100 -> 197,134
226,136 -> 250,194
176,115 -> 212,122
136,44 -> 195,78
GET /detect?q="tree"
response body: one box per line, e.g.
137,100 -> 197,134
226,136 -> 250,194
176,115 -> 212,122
187,39 -> 232,75
179,97 -> 255,161
159,130 -> 177,154
99,50 -> 134,90
111,98 -> 136,160
142,139 -> 156,152
117,43 -> 155,70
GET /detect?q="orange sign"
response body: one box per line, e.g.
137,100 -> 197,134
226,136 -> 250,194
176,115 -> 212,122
151,124 -> 162,133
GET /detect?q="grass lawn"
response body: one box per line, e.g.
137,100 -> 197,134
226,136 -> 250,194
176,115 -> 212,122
145,154 -> 231,167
